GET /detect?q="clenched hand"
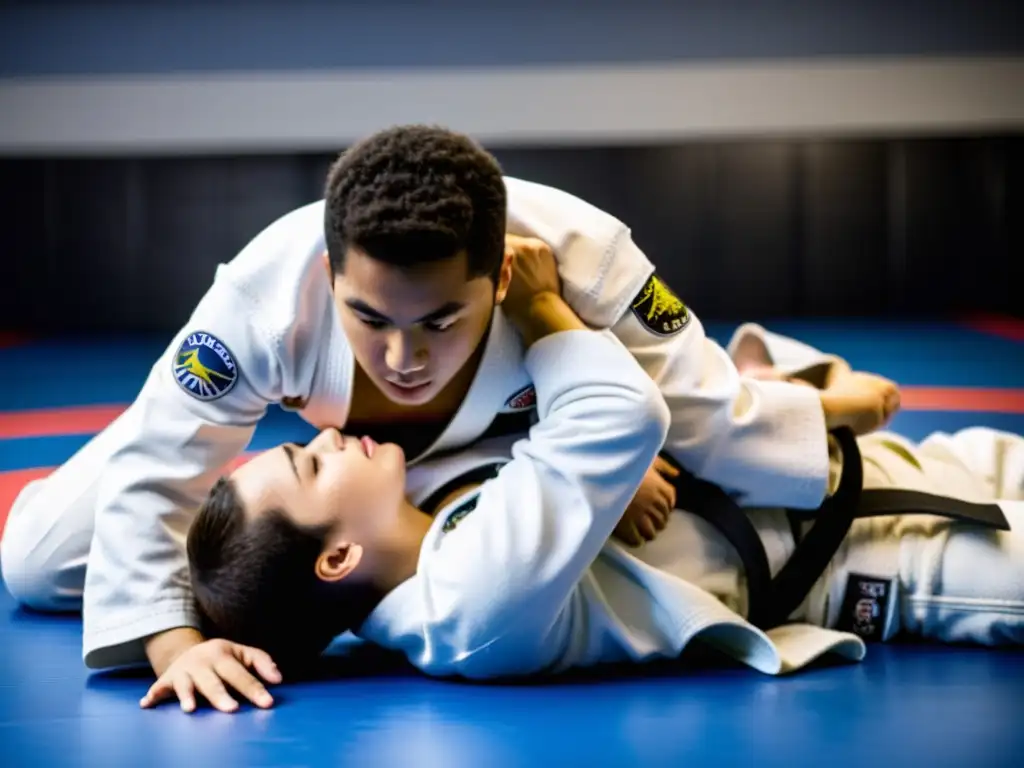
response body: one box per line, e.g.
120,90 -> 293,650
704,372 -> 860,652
614,457 -> 680,546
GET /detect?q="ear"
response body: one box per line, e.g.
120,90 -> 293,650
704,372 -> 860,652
321,251 -> 335,288
314,542 -> 364,583
494,247 -> 514,305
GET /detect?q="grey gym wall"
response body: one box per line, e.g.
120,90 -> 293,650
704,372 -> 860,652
1,0 -> 1021,333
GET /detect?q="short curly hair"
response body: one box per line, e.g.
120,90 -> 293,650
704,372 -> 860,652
324,125 -> 507,280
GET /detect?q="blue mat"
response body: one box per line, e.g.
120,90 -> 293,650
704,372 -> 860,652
1,320 -> 1023,767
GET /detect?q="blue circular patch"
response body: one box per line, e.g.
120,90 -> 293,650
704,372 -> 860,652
172,331 -> 239,401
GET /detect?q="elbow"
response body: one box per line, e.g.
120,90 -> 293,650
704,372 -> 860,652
650,389 -> 672,449
632,375 -> 672,451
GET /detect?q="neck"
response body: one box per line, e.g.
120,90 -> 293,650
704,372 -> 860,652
370,500 -> 433,594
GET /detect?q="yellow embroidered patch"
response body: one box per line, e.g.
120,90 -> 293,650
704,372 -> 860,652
631,274 -> 690,337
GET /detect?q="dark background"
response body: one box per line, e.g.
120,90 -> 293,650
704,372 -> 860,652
1,1 -> 1021,333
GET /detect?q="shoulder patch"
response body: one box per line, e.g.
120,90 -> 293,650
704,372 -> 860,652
442,494 -> 480,533
503,384 -> 536,412
630,274 -> 690,337
172,331 -> 239,401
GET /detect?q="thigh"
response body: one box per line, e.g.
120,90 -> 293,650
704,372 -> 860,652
1,405 -> 139,609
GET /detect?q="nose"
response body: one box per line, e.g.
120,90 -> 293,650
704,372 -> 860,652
384,330 -> 427,376
309,427 -> 342,453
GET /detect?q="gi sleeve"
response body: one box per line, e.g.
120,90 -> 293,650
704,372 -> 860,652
609,305 -> 831,509
505,177 -> 830,509
408,329 -> 670,679
82,272 -> 283,669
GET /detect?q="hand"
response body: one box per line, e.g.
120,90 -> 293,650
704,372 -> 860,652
613,457 -> 679,546
140,638 -> 282,714
501,234 -> 562,320
820,371 -> 901,435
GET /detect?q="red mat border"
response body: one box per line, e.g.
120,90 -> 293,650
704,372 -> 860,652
960,313 -> 1024,343
0,455 -> 253,535
2,386 -> 1023,441
2,385 -> 1023,534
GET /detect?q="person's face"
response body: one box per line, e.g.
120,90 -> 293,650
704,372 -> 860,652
232,428 -> 407,558
329,247 -> 510,406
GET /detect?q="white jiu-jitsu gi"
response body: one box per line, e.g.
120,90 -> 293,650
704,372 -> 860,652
1,180 -> 830,670
361,327 -> 866,679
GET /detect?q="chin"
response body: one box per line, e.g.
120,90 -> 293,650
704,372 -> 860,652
382,441 -> 407,464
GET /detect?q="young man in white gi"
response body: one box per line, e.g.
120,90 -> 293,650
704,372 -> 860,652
171,308 -> 1022,713
0,125 -> 894,708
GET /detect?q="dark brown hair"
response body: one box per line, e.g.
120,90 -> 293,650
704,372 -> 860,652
324,124 -> 507,281
187,477 -> 381,672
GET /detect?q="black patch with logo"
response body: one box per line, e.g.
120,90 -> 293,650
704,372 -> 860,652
421,463 -> 505,518
442,495 -> 480,533
835,574 -> 893,642
630,274 -> 690,337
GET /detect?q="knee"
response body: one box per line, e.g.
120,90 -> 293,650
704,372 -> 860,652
1,538 -> 82,612
2,547 -> 54,610
1,480 -> 83,611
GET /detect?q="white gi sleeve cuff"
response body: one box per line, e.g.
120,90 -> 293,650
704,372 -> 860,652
716,378 -> 832,509
83,598 -> 199,669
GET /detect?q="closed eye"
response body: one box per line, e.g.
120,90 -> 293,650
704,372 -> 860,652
357,316 -> 388,330
424,316 -> 459,333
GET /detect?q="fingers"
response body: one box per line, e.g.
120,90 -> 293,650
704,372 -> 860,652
190,665 -> 240,713
140,673 -> 199,713
635,514 -> 658,541
646,493 -> 670,528
662,476 -> 677,512
139,677 -> 175,709
884,385 -> 901,421
215,656 -> 275,710
174,674 -> 199,714
653,456 -> 680,478
649,508 -> 668,532
626,502 -> 671,544
650,467 -> 677,515
240,645 -> 283,686
615,521 -> 644,547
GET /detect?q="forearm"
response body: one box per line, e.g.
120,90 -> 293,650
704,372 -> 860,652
507,291 -> 588,348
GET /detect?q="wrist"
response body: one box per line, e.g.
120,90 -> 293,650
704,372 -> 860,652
503,291 -> 561,323
507,292 -> 585,348
819,390 -> 848,431
144,626 -> 204,676
823,358 -> 852,389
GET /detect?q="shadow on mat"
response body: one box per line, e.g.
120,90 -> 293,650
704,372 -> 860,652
214,639 -> 858,687
82,630 -> 863,692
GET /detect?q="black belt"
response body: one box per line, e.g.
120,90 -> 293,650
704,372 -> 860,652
666,428 -> 1011,630
420,463 -> 505,516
